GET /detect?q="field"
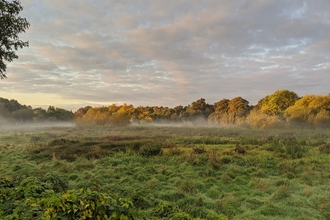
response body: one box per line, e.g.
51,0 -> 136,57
1,124 -> 330,219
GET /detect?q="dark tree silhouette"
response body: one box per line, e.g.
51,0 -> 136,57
0,0 -> 29,79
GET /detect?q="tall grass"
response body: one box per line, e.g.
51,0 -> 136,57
1,125 -> 330,219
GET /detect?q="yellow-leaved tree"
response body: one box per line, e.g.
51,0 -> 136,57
284,94 -> 330,128
246,90 -> 299,128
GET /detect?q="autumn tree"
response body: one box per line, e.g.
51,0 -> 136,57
79,107 -> 111,125
284,94 -> 330,128
0,0 -> 30,79
111,104 -> 135,126
74,106 -> 92,119
208,99 -> 230,125
227,97 -> 250,124
246,109 -> 285,129
245,90 -> 298,128
171,105 -> 184,120
135,106 -> 153,123
260,90 -> 299,117
186,98 -> 214,119
208,97 -> 250,125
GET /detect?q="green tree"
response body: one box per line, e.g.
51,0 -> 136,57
0,97 -> 27,113
33,107 -> 47,121
0,0 -> 30,79
11,108 -> 34,121
0,103 -> 10,117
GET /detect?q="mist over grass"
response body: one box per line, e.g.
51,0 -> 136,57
0,121 -> 75,131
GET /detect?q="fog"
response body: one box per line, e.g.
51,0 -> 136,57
0,121 -> 75,131
131,117 -> 221,128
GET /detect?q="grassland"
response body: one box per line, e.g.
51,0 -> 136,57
1,124 -> 330,219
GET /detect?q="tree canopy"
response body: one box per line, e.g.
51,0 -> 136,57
260,90 -> 299,116
0,0 -> 29,79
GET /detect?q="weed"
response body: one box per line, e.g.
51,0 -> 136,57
193,146 -> 207,154
139,143 -> 162,156
319,144 -> 330,154
209,150 -> 221,169
185,150 -> 199,165
234,143 -> 246,154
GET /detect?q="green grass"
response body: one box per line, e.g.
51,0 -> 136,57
1,125 -> 330,219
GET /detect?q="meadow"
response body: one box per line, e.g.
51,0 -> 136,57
1,124 -> 330,219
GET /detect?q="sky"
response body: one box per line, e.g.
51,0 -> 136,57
1,0 -> 330,111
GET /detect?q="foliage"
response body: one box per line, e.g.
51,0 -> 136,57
285,94 -> 330,128
46,106 -> 74,121
0,97 -> 28,113
260,90 -> 299,117
245,109 -> 285,129
0,176 -> 137,220
0,97 -> 74,122
186,98 -> 214,119
208,97 -> 250,125
0,0 -> 30,79
11,108 -> 34,121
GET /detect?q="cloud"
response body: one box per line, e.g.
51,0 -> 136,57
1,0 -> 329,110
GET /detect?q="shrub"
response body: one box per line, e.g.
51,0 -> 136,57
268,138 -> 308,159
0,176 -> 138,219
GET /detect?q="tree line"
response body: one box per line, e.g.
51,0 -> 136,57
1,90 -> 330,128
0,97 -> 73,122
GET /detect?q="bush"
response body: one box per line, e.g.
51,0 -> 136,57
0,176 -> 138,220
268,138 -> 308,159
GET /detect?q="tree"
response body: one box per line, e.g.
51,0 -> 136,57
74,106 -> 92,119
0,0 -> 29,79
284,94 -> 330,128
33,107 -> 47,121
208,97 -> 250,125
186,98 -> 214,119
260,90 -> 299,117
0,102 -> 10,117
0,97 -> 27,113
227,97 -> 250,124
11,108 -> 34,121
208,99 -> 230,125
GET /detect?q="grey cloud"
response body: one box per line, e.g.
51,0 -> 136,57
2,0 -> 329,109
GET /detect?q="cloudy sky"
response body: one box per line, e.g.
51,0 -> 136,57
1,0 -> 329,110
